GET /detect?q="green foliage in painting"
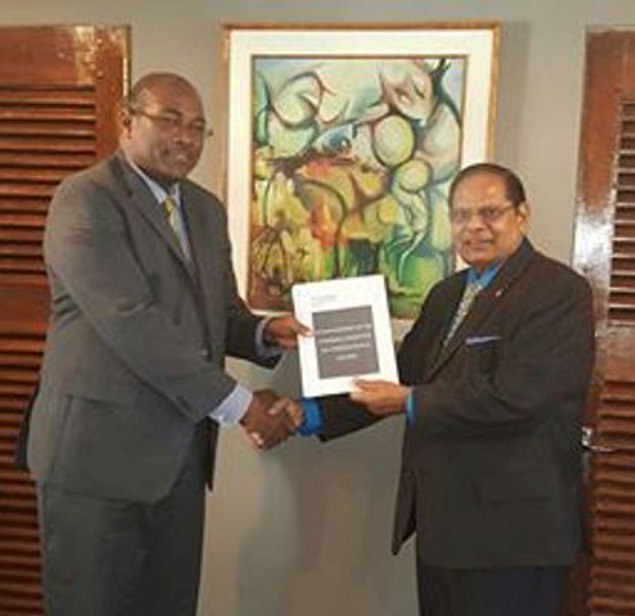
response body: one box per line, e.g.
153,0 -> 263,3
249,57 -> 463,318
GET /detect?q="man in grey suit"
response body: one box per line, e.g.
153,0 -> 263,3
297,163 -> 595,616
19,72 -> 306,616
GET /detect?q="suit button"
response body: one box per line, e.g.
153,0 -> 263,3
200,348 -> 210,360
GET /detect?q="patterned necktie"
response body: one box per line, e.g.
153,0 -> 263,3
444,281 -> 481,345
162,195 -> 190,259
162,195 -> 179,235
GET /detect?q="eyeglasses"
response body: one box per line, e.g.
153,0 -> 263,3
130,107 -> 213,140
450,204 -> 516,225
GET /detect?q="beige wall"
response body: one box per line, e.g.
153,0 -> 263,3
2,1 -> 634,614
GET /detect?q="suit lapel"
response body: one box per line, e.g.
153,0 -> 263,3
112,153 -> 197,281
426,274 -> 466,367
181,185 -> 224,349
182,185 -> 214,293
424,239 -> 536,381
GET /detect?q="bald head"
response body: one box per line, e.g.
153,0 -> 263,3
125,73 -> 200,114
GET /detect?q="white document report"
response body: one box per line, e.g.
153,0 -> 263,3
292,274 -> 398,397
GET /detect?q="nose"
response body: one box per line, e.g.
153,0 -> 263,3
172,125 -> 201,149
173,122 -> 192,137
464,211 -> 487,231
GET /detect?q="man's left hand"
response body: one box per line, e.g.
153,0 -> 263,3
349,379 -> 410,416
263,315 -> 311,350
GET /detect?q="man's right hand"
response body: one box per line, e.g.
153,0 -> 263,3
239,390 -> 297,450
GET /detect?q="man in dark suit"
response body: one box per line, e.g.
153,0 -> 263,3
18,72 -> 306,616
299,163 -> 595,616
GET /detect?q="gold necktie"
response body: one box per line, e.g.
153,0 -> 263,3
162,195 -> 180,235
161,195 -> 190,259
444,281 -> 481,344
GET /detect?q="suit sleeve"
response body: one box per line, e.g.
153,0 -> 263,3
44,176 -> 241,423
412,271 -> 595,439
315,395 -> 381,441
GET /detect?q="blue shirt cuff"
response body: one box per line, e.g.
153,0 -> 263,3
209,384 -> 252,425
406,389 -> 415,425
298,398 -> 323,436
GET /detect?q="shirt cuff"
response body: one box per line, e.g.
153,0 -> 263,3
209,384 -> 252,425
298,398 -> 323,436
405,389 -> 415,425
255,317 -> 284,359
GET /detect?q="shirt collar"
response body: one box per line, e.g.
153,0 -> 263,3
467,260 -> 503,289
125,155 -> 181,205
466,236 -> 529,289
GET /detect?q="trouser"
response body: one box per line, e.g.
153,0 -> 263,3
416,559 -> 568,616
37,426 -> 207,616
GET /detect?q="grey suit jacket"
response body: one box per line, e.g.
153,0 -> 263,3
23,152 -> 268,502
319,240 -> 595,568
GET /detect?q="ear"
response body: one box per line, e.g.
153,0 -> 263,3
517,201 -> 531,234
119,103 -> 133,134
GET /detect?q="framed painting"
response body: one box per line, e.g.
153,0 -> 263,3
219,23 -> 499,320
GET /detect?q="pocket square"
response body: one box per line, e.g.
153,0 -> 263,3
465,335 -> 501,346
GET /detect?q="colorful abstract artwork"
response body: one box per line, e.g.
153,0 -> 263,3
223,26 -> 498,321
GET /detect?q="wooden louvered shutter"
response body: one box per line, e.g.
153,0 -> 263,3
572,29 -> 635,616
0,26 -> 129,615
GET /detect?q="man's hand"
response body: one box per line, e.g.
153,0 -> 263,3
239,390 -> 301,449
254,389 -> 304,430
268,396 -> 304,432
349,379 -> 410,416
263,315 -> 311,350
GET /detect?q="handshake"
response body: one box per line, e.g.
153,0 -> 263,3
239,389 -> 304,450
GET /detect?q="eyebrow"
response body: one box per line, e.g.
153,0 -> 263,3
158,106 -> 206,121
